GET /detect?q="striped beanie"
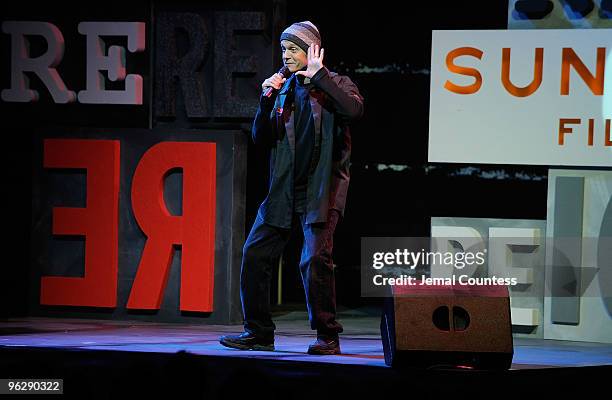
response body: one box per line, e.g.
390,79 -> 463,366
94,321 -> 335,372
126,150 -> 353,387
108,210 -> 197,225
280,21 -> 321,53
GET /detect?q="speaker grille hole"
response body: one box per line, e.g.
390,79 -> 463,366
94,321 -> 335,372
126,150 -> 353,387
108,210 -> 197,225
453,306 -> 470,331
432,306 -> 450,331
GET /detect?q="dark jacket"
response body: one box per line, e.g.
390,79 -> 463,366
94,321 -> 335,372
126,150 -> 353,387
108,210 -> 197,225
252,66 -> 364,228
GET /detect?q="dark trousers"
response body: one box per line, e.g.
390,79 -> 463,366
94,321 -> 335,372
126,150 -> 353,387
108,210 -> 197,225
240,203 -> 343,339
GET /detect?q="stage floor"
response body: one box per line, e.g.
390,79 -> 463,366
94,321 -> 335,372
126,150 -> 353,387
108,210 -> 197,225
1,312 -> 611,370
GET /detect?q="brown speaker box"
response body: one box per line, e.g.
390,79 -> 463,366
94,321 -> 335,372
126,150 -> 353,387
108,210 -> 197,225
380,284 -> 513,369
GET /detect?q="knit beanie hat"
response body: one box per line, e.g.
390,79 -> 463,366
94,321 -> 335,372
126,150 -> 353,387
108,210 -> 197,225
280,21 -> 321,54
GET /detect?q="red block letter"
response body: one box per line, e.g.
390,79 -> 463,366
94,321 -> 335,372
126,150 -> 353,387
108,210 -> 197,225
41,139 -> 120,307
128,142 -> 216,312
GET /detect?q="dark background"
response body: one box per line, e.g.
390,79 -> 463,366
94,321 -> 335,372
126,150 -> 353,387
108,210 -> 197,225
2,1 -> 550,318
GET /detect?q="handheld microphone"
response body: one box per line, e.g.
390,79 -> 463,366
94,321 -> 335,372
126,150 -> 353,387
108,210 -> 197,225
263,66 -> 291,98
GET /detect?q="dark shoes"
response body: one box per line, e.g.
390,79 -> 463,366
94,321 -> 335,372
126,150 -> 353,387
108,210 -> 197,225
219,331 -> 340,355
219,331 -> 275,351
307,334 -> 341,355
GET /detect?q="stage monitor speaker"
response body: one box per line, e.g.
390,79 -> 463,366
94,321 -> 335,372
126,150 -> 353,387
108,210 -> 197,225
380,284 -> 513,370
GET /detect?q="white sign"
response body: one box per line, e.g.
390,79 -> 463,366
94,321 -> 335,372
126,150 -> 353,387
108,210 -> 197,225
428,29 -> 612,167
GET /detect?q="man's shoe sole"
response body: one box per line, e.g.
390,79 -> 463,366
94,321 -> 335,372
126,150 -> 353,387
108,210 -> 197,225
219,339 -> 274,352
307,347 -> 341,355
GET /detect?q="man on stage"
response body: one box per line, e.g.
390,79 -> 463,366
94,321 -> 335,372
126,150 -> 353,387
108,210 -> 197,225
220,21 -> 364,355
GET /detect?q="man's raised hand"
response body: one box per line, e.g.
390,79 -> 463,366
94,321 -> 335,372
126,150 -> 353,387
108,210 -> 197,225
295,44 -> 324,79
